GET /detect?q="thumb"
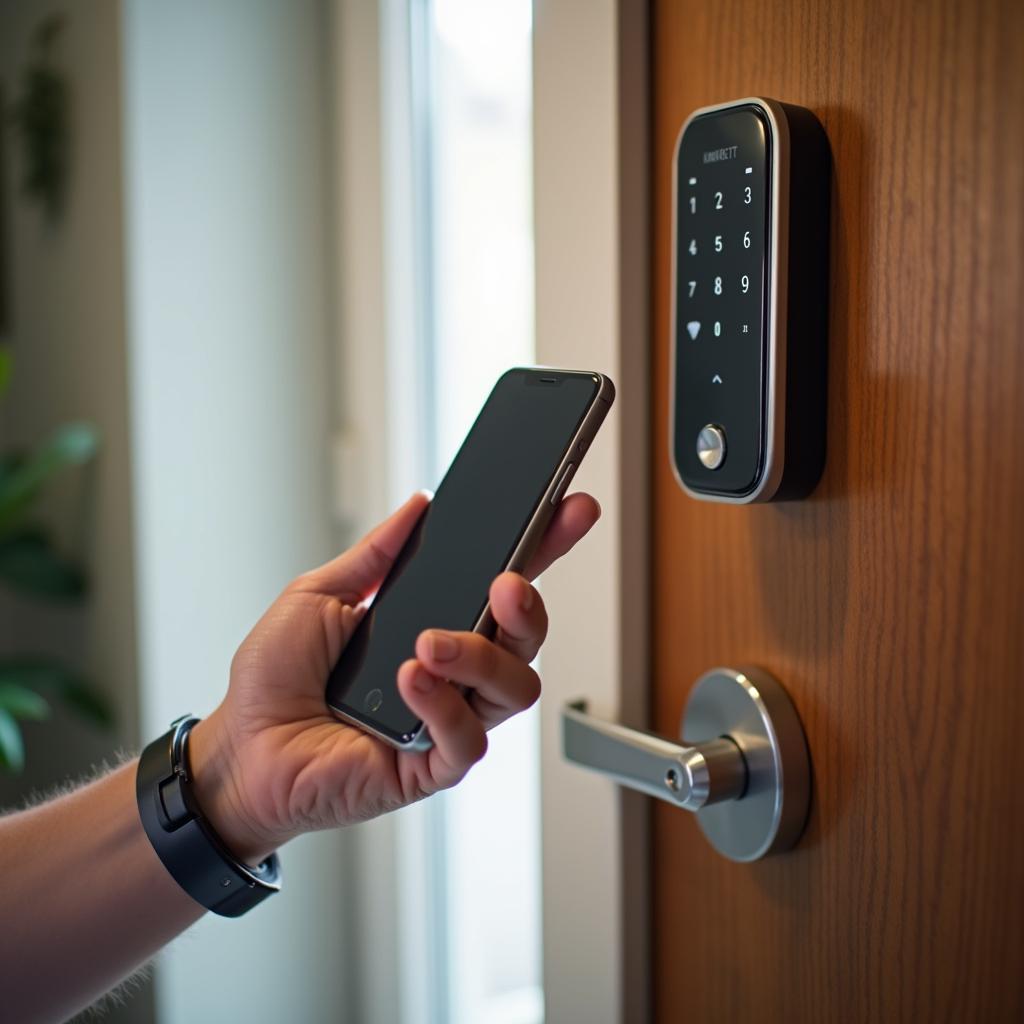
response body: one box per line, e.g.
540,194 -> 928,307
296,492 -> 430,604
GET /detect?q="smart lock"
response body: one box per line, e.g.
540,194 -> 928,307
671,98 -> 831,502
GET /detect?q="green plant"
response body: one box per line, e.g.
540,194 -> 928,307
10,14 -> 70,220
0,348 -> 113,771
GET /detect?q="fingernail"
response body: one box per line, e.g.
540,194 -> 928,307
430,632 -> 459,662
412,668 -> 436,693
521,585 -> 535,611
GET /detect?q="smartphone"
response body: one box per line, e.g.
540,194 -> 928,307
325,366 -> 615,750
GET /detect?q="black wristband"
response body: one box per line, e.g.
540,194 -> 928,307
136,716 -> 281,918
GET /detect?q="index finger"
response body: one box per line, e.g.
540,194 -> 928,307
523,492 -> 601,581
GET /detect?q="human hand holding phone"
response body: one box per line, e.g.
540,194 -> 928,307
184,489 -> 600,864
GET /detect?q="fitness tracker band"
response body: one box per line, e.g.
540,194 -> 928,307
136,716 -> 281,917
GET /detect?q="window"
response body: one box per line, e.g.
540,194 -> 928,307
398,1 -> 542,1021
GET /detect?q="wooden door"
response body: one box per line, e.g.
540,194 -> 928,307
651,0 -> 1024,1019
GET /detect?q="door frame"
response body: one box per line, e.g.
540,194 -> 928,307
533,3 -> 651,1021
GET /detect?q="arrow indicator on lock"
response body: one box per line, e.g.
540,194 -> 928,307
686,320 -> 701,340
712,373 -> 723,384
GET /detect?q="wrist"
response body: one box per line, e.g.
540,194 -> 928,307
187,714 -> 277,866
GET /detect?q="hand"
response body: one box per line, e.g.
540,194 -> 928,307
187,491 -> 601,863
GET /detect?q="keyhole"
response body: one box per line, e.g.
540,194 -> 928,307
664,768 -> 681,792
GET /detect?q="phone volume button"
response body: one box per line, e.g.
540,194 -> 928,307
550,463 -> 577,506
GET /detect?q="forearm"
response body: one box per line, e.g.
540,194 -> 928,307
0,757 -> 203,1023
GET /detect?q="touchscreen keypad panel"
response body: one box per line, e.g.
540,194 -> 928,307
673,106 -> 771,496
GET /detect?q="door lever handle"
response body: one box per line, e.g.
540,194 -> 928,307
562,700 -> 747,811
561,666 -> 810,861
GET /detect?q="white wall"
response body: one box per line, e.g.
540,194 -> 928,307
122,1 -> 355,1020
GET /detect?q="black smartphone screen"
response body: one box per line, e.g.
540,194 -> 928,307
325,369 -> 602,744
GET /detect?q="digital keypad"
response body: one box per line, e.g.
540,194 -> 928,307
673,105 -> 771,497
671,98 -> 831,503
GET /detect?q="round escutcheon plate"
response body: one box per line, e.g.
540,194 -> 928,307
682,667 -> 810,861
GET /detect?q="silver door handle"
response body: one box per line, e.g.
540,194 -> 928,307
561,666 -> 810,861
562,701 -> 747,811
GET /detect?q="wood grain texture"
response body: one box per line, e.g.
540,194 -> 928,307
651,0 -> 1024,1020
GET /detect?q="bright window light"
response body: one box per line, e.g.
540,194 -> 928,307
423,2 -> 541,1022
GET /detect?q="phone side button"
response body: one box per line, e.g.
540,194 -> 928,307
550,463 -> 577,506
